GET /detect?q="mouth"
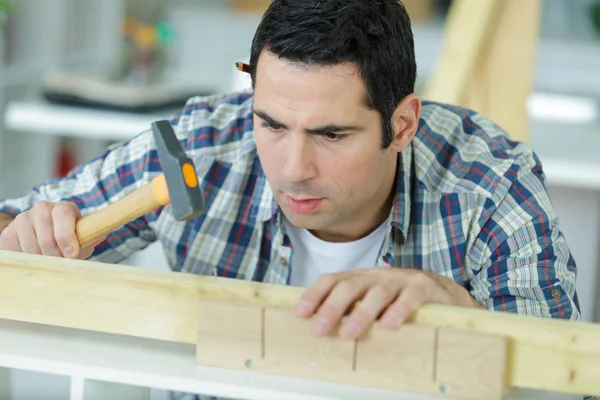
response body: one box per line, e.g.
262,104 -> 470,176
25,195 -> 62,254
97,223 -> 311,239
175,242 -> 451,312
287,196 -> 321,202
284,195 -> 324,215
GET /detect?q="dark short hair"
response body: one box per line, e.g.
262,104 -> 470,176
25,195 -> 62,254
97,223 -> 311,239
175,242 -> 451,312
249,0 -> 417,149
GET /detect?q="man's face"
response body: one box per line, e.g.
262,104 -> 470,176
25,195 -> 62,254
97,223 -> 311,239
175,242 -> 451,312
253,51 -> 399,242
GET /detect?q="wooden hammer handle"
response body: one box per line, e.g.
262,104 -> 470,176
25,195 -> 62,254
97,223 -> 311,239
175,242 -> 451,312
76,181 -> 163,249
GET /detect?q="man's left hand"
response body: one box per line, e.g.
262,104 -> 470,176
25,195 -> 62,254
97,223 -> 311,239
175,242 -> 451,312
292,268 -> 483,340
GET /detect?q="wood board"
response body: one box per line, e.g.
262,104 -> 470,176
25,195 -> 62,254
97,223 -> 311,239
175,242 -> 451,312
424,0 -> 542,143
0,250 -> 598,397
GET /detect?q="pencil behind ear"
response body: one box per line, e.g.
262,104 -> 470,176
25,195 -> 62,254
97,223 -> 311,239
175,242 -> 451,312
236,62 -> 250,73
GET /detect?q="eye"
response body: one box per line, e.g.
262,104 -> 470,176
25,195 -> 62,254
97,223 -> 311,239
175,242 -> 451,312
261,121 -> 284,132
322,133 -> 348,143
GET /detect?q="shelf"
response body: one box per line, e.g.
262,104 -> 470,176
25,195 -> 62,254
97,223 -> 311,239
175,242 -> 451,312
3,101 -> 177,142
541,160 -> 600,191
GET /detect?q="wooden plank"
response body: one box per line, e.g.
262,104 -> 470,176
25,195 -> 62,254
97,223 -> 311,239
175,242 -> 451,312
195,300 -> 503,399
195,301 -> 357,382
401,0 -> 435,22
353,324 -> 437,394
423,0 -> 502,105
424,0 -> 541,143
196,300 -> 263,370
1,251 -> 600,396
0,250 -> 304,344
413,306 -> 600,396
262,308 -> 355,381
435,329 -> 508,400
463,0 -> 542,143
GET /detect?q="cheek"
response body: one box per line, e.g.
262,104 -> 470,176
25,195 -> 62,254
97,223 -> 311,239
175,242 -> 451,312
325,153 -> 378,190
255,132 -> 282,176
333,149 -> 390,191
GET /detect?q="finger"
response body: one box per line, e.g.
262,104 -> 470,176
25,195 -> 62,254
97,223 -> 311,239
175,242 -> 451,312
380,284 -> 426,329
14,214 -> 42,254
52,202 -> 82,259
380,279 -> 451,329
0,227 -> 22,252
293,273 -> 339,318
311,278 -> 368,337
340,284 -> 396,340
31,203 -> 62,257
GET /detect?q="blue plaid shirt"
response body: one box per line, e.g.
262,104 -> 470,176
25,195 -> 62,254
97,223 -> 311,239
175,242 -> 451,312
0,91 -> 580,320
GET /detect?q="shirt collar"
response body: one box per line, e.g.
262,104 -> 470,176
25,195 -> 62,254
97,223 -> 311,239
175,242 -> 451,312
389,143 -> 413,243
254,179 -> 279,222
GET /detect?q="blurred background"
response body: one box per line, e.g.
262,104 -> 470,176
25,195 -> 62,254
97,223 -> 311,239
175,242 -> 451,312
0,0 -> 598,398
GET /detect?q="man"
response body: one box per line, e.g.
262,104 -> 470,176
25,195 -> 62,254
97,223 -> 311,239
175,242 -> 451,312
0,0 -> 579,349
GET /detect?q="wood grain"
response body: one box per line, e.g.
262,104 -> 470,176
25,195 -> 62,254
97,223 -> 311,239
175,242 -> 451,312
436,328 -> 508,400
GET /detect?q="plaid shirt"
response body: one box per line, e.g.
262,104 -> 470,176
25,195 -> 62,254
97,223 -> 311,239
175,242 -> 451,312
0,91 -> 579,321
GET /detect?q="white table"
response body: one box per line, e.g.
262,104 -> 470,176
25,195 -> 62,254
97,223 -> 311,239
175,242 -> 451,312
0,319 -> 584,400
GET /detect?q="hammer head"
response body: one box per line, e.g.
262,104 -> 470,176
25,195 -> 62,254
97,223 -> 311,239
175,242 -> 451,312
151,120 -> 205,221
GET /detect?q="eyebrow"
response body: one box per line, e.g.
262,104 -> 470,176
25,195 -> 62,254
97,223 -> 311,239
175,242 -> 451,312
253,110 -> 364,135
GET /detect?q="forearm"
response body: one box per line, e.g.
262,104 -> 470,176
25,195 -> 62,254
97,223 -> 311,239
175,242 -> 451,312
0,213 -> 14,233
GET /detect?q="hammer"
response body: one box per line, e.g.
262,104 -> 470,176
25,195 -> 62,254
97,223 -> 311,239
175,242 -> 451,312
75,120 -> 205,249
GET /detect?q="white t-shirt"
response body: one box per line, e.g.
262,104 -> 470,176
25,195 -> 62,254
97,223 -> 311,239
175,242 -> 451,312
283,218 -> 388,287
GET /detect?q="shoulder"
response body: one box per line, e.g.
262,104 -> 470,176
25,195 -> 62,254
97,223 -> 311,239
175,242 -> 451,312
413,100 -> 542,200
161,91 -> 268,219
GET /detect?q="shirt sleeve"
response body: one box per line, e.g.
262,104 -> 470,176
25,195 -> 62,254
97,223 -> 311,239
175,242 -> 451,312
0,128 -> 164,264
467,150 -> 580,320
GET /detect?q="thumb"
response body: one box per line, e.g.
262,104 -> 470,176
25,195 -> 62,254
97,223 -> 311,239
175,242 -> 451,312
78,234 -> 107,260
53,202 -> 83,259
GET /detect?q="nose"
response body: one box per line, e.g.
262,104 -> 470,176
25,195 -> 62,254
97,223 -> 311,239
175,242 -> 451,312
282,132 -> 317,184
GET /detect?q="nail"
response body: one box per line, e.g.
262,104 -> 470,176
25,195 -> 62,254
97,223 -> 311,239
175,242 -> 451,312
380,313 -> 400,329
63,246 -> 75,258
311,317 -> 330,335
340,321 -> 361,339
295,300 -> 312,315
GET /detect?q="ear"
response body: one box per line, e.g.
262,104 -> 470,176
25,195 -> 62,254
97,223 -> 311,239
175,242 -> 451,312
389,94 -> 421,153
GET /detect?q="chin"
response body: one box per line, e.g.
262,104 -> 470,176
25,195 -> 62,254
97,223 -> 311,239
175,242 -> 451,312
283,211 -> 330,230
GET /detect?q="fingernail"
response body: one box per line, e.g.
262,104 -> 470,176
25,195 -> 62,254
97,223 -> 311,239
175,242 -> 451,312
380,313 -> 400,329
295,300 -> 312,315
311,317 -> 329,335
341,321 -> 361,339
63,246 -> 75,258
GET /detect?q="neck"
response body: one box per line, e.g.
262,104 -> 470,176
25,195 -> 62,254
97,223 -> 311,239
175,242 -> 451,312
309,193 -> 393,243
310,158 -> 398,243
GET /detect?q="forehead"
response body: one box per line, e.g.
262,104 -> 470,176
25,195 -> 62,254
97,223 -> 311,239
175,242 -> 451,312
253,51 -> 368,112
